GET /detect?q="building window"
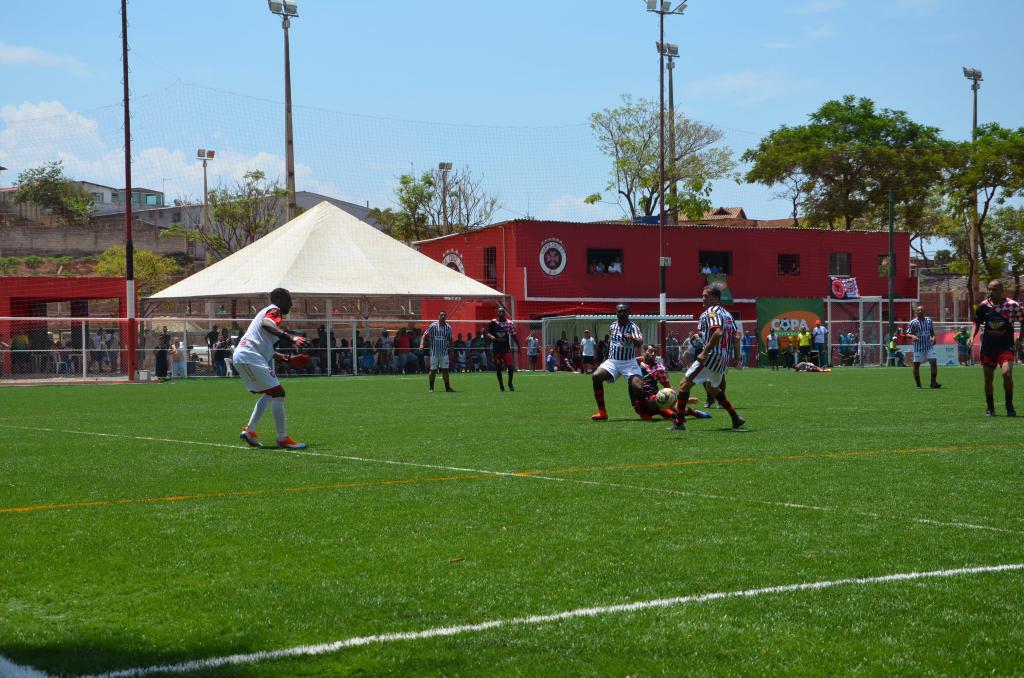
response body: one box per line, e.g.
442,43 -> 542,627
111,191 -> 120,203
778,254 -> 800,276
829,252 -> 852,276
145,194 -> 158,206
878,255 -> 890,277
483,247 -> 497,287
699,251 -> 731,275
587,248 -> 623,274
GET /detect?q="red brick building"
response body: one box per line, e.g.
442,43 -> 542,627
415,213 -> 916,324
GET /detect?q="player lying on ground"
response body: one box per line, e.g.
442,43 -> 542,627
794,361 -> 831,373
629,345 -> 710,421
233,287 -> 309,450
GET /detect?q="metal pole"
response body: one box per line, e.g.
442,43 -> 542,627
667,55 -> 676,225
121,0 -> 137,381
887,187 -> 896,342
658,11 -> 667,321
283,16 -> 297,221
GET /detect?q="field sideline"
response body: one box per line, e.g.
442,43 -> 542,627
1,367 -> 1022,676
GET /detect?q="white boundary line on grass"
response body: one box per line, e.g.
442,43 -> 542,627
79,562 -> 1024,677
1,424 -> 1020,535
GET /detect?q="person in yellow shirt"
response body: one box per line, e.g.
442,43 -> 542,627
797,328 -> 813,362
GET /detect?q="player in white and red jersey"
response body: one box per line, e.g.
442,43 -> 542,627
629,345 -> 710,421
970,279 -> 1024,416
486,305 -> 519,392
670,285 -> 746,431
233,288 -> 310,449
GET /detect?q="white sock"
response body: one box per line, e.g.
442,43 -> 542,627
271,397 -> 287,440
246,394 -> 271,431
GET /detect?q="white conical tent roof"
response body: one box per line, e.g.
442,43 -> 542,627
149,201 -> 503,299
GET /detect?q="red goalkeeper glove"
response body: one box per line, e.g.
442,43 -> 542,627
281,353 -> 310,368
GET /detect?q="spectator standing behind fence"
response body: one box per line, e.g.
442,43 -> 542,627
169,336 -> 188,379
375,330 -> 393,374
455,335 -> 468,372
812,321 -> 828,366
154,333 -> 169,379
213,328 -> 232,377
767,328 -> 780,371
741,331 -> 756,368
798,328 -> 812,363
580,329 -> 596,374
954,326 -> 971,366
666,333 -> 680,370
526,332 -> 540,370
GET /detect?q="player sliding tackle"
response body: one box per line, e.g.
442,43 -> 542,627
670,285 -> 746,431
629,344 -> 711,421
233,287 -> 309,450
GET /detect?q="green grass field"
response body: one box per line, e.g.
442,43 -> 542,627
1,367 -> 1022,676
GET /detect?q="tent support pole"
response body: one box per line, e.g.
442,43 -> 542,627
326,298 -> 332,376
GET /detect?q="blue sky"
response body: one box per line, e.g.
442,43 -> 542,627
2,0 -> 1022,233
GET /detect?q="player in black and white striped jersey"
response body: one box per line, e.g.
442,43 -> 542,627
670,285 -> 746,431
906,305 -> 941,389
591,304 -> 644,421
420,310 -> 455,392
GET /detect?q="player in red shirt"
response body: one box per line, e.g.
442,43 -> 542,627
485,306 -> 519,392
970,280 -> 1024,416
629,345 -> 710,421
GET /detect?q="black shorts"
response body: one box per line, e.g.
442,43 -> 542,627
583,355 -> 594,364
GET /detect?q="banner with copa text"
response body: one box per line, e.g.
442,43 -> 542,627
756,297 -> 825,366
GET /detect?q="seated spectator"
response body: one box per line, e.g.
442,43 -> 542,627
545,349 -> 557,372
607,258 -> 623,274
594,260 -> 606,274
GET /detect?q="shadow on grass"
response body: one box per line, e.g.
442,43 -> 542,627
1,639 -> 260,677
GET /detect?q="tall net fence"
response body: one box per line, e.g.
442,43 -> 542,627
1,316 -> 1001,382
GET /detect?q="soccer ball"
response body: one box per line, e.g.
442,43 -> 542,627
655,387 -> 677,408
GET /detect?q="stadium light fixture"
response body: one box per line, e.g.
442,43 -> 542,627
656,41 -> 679,56
438,162 -> 453,171
962,66 -> 982,81
268,0 -> 299,220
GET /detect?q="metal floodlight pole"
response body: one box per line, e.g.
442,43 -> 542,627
269,0 -> 299,221
121,0 -> 137,381
665,43 -> 678,225
887,187 -> 896,342
963,66 -> 982,310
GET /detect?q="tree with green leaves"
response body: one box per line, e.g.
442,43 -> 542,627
372,166 -> 500,243
163,170 -> 286,261
587,94 -> 734,221
944,123 -> 1024,308
95,246 -> 181,298
13,160 -> 94,226
986,206 -> 1024,300
743,95 -> 948,232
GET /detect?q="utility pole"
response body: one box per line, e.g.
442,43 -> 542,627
121,0 -> 137,381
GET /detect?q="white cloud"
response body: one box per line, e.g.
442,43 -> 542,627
804,23 -> 836,41
690,71 -> 814,107
0,41 -> 91,76
785,0 -> 844,15
543,194 -> 597,221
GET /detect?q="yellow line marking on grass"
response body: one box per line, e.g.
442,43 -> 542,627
1,424 -> 1018,534
0,473 -> 492,515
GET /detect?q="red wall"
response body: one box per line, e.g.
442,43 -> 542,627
418,221 -> 915,321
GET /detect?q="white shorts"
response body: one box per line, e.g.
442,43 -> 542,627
233,360 -> 280,393
684,359 -> 725,389
597,358 -> 642,382
430,352 -> 450,370
913,348 -> 937,362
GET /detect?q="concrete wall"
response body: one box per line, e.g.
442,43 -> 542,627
0,216 -> 187,257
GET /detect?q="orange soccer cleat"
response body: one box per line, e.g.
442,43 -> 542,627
239,428 -> 262,448
591,409 -> 608,421
276,436 -> 307,450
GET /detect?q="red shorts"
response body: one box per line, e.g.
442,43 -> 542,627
493,352 -> 513,366
980,350 -> 1015,367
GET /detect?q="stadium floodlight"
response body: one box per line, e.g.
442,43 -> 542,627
196,149 -> 215,159
268,0 -> 299,220
268,1 -> 284,14
962,66 -> 982,81
646,0 -> 657,10
283,0 -> 298,16
268,0 -> 298,17
438,162 -> 453,171
656,41 -> 679,56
